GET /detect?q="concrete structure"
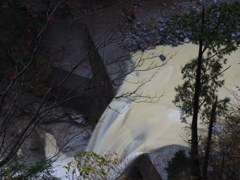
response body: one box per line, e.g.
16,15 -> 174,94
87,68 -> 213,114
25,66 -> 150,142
40,20 -> 114,127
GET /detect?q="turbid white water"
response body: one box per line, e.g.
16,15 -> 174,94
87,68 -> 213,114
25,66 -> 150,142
45,133 -> 75,179
87,43 -> 240,158
46,43 -> 240,179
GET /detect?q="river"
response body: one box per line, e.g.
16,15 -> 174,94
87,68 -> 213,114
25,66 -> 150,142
48,43 -> 240,179
87,42 -> 240,160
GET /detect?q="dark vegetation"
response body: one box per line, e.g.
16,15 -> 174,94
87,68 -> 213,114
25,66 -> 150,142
169,1 -> 240,180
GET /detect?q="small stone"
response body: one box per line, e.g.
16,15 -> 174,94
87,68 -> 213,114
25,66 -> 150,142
145,37 -> 151,42
197,0 -> 204,5
139,43 -> 146,50
120,28 -> 126,33
138,2 -> 144,7
146,46 -> 156,50
159,54 -> 166,61
131,29 -> 136,34
158,19 -> 167,23
131,45 -> 138,51
136,22 -> 142,27
127,15 -> 134,22
184,37 -> 190,43
138,31 -> 145,38
159,28 -> 165,32
175,30 -> 180,34
123,38 -> 133,46
150,30 -> 157,34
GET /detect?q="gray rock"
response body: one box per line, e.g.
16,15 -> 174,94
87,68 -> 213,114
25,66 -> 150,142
146,25 -> 153,31
131,29 -> 136,34
158,19 -> 167,23
137,31 -> 143,36
150,29 -> 157,34
127,15 -> 134,22
143,32 -> 149,37
159,28 -> 165,32
197,0 -> 204,5
140,38 -> 145,43
138,2 -> 144,7
127,40 -> 134,46
149,145 -> 189,180
179,34 -> 184,38
145,37 -> 151,42
139,43 -> 146,50
184,37 -> 191,43
120,28 -> 126,33
146,46 -> 156,50
131,45 -> 138,51
159,54 -> 166,61
136,21 -> 142,27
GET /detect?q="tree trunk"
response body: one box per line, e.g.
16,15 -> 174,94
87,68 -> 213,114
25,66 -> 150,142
202,97 -> 217,179
191,5 -> 205,180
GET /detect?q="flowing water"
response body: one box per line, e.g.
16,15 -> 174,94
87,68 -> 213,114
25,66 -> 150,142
45,133 -> 74,179
47,43 -> 240,179
87,43 -> 240,158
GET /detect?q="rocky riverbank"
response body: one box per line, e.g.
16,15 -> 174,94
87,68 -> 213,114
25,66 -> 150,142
117,0 -> 240,52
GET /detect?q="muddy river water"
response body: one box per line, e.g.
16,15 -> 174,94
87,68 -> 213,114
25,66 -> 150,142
48,43 -> 240,178
87,43 -> 240,157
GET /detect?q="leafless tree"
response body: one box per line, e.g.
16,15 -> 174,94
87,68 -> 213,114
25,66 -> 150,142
0,0 -> 176,178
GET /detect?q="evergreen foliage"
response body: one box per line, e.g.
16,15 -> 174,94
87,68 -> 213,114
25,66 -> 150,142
0,155 -> 59,180
166,150 -> 190,180
170,1 -> 240,179
173,57 -> 230,123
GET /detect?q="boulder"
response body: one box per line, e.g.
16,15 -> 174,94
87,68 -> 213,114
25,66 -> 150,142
149,145 -> 189,180
122,145 -> 189,180
184,37 -> 191,43
159,54 -> 166,61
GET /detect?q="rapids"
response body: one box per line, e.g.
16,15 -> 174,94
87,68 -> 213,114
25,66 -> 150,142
46,43 -> 240,179
87,43 -> 240,157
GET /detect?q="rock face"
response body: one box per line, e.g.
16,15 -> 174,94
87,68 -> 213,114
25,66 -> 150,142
40,20 -> 114,127
123,154 -> 163,180
122,144 -> 189,180
37,105 -> 92,157
15,102 -> 92,163
149,145 -> 190,180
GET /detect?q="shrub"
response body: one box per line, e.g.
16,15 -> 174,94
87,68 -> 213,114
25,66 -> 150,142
0,155 -> 59,180
166,150 -> 191,180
